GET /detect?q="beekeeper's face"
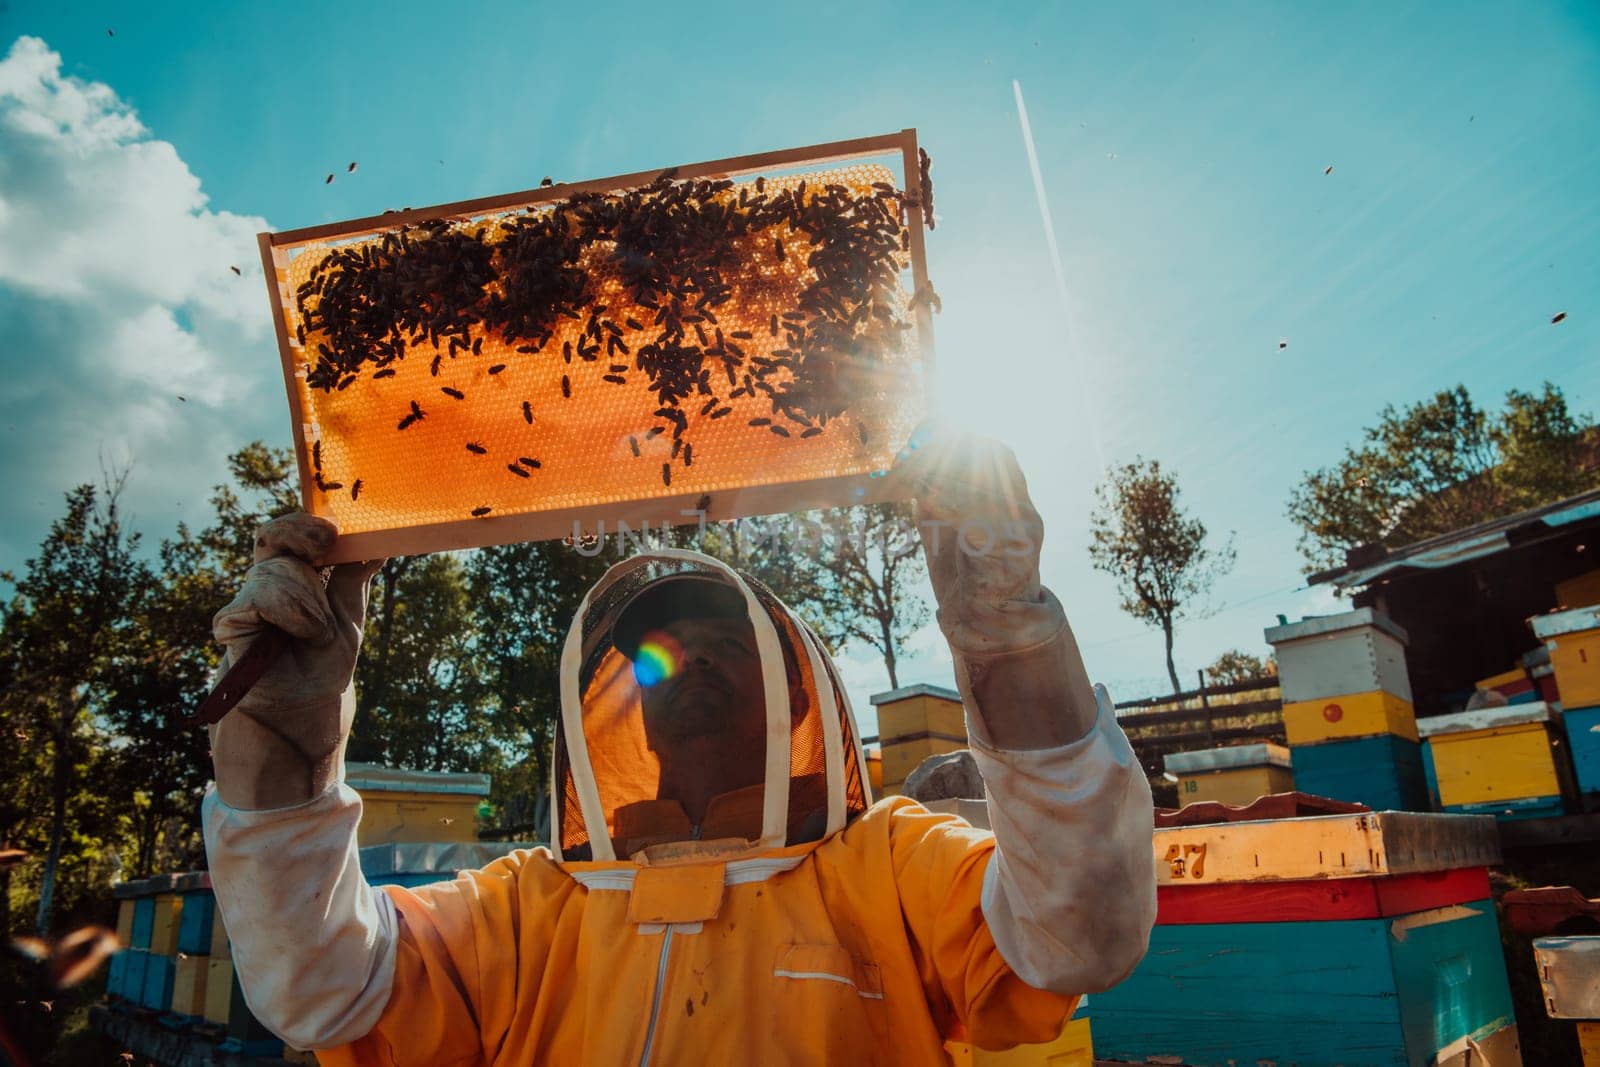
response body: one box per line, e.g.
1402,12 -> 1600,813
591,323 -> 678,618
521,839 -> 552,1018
636,615 -> 767,747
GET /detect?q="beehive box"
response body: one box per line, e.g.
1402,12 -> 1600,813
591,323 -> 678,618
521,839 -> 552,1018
140,952 -> 175,1011
1290,733 -> 1430,811
1418,702 -> 1568,819
1093,810 -> 1516,1066
358,840 -> 535,889
122,949 -> 148,1005
1474,666 -> 1538,705
130,896 -> 154,950
221,966 -> 283,1057
148,894 -> 183,956
870,683 -> 966,794
1165,744 -> 1293,807
1533,605 -> 1600,710
1533,936 -> 1600,1065
1265,608 -> 1413,705
1283,689 -> 1419,746
1566,706 -> 1600,805
209,899 -> 230,959
115,898 -> 135,948
347,762 -> 492,846
1557,568 -> 1600,609
260,131 -> 935,564
204,958 -> 233,1026
177,889 -> 215,955
105,949 -> 128,1001
169,954 -> 208,1019
946,1011 -> 1093,1066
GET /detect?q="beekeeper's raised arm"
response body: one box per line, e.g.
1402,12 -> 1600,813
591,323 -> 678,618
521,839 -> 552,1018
895,428 -> 1157,994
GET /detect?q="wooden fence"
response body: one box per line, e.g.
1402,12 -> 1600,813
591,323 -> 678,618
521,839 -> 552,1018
1115,674 -> 1285,780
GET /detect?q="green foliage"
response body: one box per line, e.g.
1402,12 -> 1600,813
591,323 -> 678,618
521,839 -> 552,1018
1203,648 -> 1277,687
1088,457 -> 1235,694
1287,383 -> 1599,573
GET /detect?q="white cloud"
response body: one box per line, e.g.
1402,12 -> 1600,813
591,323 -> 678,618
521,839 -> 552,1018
0,36 -> 284,569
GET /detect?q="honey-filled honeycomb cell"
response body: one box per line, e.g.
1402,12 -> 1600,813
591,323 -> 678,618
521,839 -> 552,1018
269,158 -> 930,556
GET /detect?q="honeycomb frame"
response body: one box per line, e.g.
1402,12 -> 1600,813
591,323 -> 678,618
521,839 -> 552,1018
257,129 -> 935,564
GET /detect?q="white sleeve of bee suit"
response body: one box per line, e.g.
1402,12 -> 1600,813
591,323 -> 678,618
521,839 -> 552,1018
967,679 -> 1158,995
201,780 -> 398,1050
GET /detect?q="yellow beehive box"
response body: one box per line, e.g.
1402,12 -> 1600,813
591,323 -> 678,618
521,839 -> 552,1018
870,684 -> 967,795
947,1014 -> 1093,1066
149,895 -> 183,956
1165,744 -> 1294,807
1419,703 -> 1566,816
1533,606 -> 1600,710
209,904 -> 230,959
1283,689 -> 1419,746
1557,568 -> 1600,610
115,899 -> 135,948
346,763 -> 491,847
204,958 -> 234,1025
171,954 -> 208,1017
1151,809 -> 1499,886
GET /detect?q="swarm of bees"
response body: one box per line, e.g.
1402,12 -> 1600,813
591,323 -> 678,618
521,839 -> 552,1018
292,163 -> 927,514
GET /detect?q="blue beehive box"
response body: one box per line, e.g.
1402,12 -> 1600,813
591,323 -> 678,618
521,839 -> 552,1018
106,950 -> 128,1000
1290,734 -> 1429,811
358,841 -> 535,889
140,952 -> 175,1011
1092,810 -> 1515,1066
122,949 -> 149,1004
177,891 -> 215,956
130,896 -> 155,949
1566,705 -> 1600,806
1095,907 -> 1514,1065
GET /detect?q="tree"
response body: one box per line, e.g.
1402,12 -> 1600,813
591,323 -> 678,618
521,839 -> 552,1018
1089,458 -> 1235,694
1287,383 -> 1599,573
1203,649 -> 1277,688
0,474 -> 147,933
352,553 -> 496,773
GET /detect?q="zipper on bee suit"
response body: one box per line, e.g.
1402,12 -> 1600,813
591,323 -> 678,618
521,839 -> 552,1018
638,924 -> 675,1066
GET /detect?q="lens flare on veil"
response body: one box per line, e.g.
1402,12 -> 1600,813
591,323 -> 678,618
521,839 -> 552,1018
632,632 -> 683,687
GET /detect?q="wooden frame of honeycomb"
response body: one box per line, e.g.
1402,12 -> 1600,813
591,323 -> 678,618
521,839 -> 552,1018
257,129 -> 935,564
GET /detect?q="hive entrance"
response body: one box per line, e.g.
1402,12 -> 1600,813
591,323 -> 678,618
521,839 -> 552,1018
260,131 -> 935,563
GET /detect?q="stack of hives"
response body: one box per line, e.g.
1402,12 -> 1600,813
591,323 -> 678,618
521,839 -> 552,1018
1265,608 -> 1428,811
105,871 -> 285,1057
98,765 -> 533,1065
1531,605 -> 1600,810
1091,806 -> 1518,1065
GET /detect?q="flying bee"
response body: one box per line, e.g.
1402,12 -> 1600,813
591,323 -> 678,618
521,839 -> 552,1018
629,435 -> 641,457
603,374 -> 626,385
506,464 -> 529,478
800,428 -> 822,438
684,443 -> 693,466
373,368 -> 396,379
466,442 -> 487,454
661,463 -> 672,486
351,480 -> 364,500
518,457 -> 541,469
488,364 -> 506,375
471,506 -> 492,517
522,400 -> 533,423
770,426 -> 790,438
442,387 -> 465,399
749,417 -> 771,427
561,375 -> 571,398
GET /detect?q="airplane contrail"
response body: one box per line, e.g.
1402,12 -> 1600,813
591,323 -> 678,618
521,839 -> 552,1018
1013,79 -> 1105,469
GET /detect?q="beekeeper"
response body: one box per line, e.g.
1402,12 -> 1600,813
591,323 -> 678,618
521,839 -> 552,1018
202,433 -> 1156,1065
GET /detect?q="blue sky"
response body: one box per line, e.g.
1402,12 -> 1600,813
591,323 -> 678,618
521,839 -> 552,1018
1,2 -> 1596,727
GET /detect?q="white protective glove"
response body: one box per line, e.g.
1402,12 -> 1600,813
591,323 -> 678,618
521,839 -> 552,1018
208,513 -> 383,810
896,428 -> 1097,749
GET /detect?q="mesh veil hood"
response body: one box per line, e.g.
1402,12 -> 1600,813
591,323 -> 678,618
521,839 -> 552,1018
552,549 -> 874,862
